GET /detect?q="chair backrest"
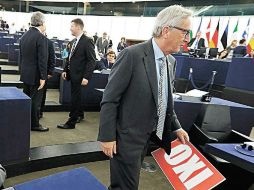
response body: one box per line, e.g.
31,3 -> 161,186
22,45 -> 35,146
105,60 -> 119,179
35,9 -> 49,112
195,104 -> 232,142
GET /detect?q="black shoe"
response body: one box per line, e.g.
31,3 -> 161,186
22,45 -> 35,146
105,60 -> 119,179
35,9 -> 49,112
31,125 -> 49,132
57,123 -> 75,129
76,116 -> 84,123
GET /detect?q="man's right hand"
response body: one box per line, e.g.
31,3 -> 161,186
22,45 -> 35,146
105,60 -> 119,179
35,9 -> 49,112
100,141 -> 117,158
38,79 -> 45,90
62,72 -> 67,80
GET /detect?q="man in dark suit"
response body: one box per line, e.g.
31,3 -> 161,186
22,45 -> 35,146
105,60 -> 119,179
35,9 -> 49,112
233,38 -> 247,57
95,50 -> 116,71
57,18 -> 96,129
188,31 -> 205,49
19,11 -> 49,132
96,32 -> 109,55
98,5 -> 192,190
39,37 -> 56,118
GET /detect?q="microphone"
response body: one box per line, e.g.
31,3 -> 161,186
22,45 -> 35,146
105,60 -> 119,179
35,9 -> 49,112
201,70 -> 217,102
185,68 -> 193,93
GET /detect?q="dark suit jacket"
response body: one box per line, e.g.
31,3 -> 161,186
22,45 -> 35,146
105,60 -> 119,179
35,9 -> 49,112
95,60 -> 106,71
98,39 -> 181,164
64,34 -> 96,83
96,37 -> 108,54
47,39 -> 56,76
19,27 -> 48,85
188,37 -> 205,49
233,46 -> 247,57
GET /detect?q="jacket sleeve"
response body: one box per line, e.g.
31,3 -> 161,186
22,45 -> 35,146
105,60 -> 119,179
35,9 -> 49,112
37,35 -> 48,80
47,40 -> 56,76
83,38 -> 96,80
98,48 -> 133,142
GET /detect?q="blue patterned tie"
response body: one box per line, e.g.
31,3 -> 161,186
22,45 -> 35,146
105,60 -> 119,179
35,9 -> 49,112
156,57 -> 168,140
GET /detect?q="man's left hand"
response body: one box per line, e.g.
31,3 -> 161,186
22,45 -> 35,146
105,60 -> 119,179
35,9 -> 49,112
81,78 -> 88,86
174,129 -> 189,144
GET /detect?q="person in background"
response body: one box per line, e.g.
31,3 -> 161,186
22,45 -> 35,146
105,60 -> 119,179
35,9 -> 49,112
93,32 -> 98,43
117,37 -> 128,52
98,5 -> 191,190
61,42 -> 71,59
244,49 -> 254,58
95,50 -> 116,71
233,39 -> 247,57
226,39 -> 237,53
0,164 -> 6,189
96,32 -> 108,56
57,18 -> 96,129
188,31 -> 205,49
39,36 -> 56,118
108,36 -> 113,49
19,11 -> 48,132
218,49 -> 228,59
9,22 -> 16,34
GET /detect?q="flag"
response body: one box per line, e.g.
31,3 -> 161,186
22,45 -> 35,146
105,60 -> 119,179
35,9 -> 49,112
196,17 -> 202,34
231,20 -> 238,41
221,21 -> 228,49
242,18 -> 250,40
206,18 -> 211,44
190,30 -> 193,41
247,33 -> 254,54
209,20 -> 219,48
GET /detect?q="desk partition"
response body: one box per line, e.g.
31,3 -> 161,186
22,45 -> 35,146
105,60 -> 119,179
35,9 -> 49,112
174,96 -> 254,136
0,87 -> 31,164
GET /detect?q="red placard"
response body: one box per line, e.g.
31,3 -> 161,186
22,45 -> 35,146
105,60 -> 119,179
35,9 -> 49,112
152,140 -> 225,190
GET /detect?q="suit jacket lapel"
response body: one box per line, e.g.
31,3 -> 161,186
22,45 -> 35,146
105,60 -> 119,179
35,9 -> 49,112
143,40 -> 158,109
72,34 -> 84,57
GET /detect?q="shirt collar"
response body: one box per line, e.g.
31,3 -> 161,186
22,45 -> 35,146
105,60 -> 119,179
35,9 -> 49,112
33,26 -> 42,33
75,32 -> 83,42
152,38 -> 165,61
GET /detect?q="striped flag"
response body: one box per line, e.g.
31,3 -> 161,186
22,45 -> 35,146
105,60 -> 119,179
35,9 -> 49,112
205,18 -> 211,46
196,17 -> 202,34
242,18 -> 250,40
221,20 -> 228,49
247,33 -> 254,54
231,20 -> 238,41
209,20 -> 219,48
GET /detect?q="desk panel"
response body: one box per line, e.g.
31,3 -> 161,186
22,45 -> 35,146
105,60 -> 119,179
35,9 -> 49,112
0,87 -> 30,164
205,143 -> 254,173
225,58 -> 254,91
59,73 -> 109,107
174,56 -> 230,85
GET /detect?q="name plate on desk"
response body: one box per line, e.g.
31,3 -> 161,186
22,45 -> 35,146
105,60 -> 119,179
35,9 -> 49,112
152,140 -> 225,190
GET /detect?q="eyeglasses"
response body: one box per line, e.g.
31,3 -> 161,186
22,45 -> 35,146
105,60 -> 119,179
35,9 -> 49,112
169,26 -> 191,38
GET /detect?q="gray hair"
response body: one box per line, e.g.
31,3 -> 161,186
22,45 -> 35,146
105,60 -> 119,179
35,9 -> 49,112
31,11 -> 45,27
152,5 -> 193,37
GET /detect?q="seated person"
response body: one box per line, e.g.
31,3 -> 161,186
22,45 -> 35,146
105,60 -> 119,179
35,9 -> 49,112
95,50 -> 116,71
226,39 -> 237,53
218,49 -> 228,59
233,39 -> 247,57
244,49 -> 254,58
188,31 -> 205,50
61,42 -> 71,59
117,37 -> 128,52
0,164 -> 6,189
